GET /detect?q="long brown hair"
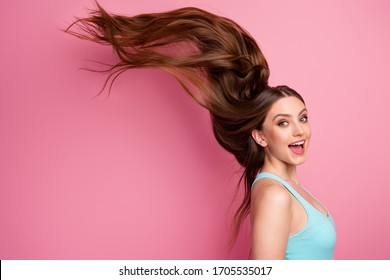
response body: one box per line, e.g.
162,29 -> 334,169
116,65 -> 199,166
65,2 -> 305,251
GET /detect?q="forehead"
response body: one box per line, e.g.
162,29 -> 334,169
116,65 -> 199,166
267,96 -> 306,118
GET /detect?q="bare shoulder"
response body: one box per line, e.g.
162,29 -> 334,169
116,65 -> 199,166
251,178 -> 292,206
250,178 -> 292,259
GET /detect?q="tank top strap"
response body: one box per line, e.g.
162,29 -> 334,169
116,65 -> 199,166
251,172 -> 310,208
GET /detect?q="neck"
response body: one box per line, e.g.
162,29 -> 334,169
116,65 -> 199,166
261,157 -> 299,185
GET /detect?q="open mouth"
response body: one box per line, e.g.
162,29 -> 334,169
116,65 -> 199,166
288,140 -> 305,154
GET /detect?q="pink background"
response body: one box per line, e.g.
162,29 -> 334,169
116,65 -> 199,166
1,0 -> 389,259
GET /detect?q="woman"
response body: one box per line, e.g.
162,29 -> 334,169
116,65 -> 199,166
66,3 -> 336,259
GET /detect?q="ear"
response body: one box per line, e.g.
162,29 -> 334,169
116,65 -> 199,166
252,129 -> 268,147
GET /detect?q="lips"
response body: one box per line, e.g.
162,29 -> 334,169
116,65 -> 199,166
288,140 -> 305,155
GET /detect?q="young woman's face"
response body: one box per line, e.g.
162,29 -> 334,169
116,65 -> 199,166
254,96 -> 311,167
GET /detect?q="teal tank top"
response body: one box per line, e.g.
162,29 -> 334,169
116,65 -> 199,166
252,172 -> 336,260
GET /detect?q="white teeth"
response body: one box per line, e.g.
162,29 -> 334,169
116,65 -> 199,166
290,141 -> 305,146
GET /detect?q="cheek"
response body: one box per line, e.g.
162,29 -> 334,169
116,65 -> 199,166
268,130 -> 289,148
305,125 -> 312,140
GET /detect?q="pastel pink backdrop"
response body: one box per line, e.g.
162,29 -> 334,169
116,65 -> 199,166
1,0 -> 389,259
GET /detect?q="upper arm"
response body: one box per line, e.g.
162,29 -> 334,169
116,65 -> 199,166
250,181 -> 292,260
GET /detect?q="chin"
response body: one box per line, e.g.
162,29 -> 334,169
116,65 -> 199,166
289,156 -> 307,166
295,160 -> 307,166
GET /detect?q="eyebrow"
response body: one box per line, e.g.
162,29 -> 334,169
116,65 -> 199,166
272,108 -> 308,121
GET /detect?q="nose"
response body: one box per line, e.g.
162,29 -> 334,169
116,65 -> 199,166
292,122 -> 304,136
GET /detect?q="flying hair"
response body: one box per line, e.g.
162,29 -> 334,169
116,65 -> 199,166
65,2 -> 305,252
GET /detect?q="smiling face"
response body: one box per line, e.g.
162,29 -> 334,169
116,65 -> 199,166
252,96 -> 311,168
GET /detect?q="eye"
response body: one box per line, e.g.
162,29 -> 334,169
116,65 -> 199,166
278,121 -> 288,127
300,115 -> 309,122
